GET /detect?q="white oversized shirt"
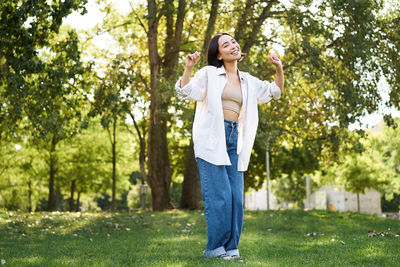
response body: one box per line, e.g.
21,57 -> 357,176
175,65 -> 281,171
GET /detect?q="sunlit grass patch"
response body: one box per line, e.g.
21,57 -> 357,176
0,210 -> 399,266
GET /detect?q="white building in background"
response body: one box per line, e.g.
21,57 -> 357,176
307,185 -> 382,215
244,182 -> 284,210
244,182 -> 382,215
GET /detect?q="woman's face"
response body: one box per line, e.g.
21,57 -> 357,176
217,35 -> 241,63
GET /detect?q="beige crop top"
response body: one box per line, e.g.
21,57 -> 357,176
221,82 -> 242,114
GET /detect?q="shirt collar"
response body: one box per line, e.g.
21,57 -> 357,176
217,65 -> 245,83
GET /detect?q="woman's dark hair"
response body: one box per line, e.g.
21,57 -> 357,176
207,33 -> 246,68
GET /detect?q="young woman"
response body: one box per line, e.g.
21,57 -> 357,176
175,33 -> 284,260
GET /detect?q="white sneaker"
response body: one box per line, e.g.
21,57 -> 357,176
219,253 -> 233,260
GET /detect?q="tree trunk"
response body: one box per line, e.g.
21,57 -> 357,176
111,119 -> 117,211
48,134 -> 58,211
237,0 -> 278,55
69,179 -> 76,212
147,0 -> 173,211
147,105 -> 173,210
54,187 -> 61,211
234,0 -> 255,42
129,111 -> 148,185
128,111 -> 148,210
76,191 -> 81,212
146,0 -> 189,210
28,180 -> 32,212
200,0 -> 220,65
180,140 -> 202,209
357,192 -> 360,212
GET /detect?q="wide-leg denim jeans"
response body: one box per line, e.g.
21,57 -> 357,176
196,119 -> 244,258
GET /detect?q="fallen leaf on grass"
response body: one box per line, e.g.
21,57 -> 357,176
367,229 -> 400,237
306,232 -> 324,237
125,228 -> 131,231
367,230 -> 376,237
181,229 -> 190,233
167,222 -> 181,227
89,238 -> 93,242
1,259 -> 5,265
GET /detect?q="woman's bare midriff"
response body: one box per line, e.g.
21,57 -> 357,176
223,109 -> 239,121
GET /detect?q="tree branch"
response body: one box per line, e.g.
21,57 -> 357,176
242,0 -> 280,54
83,21 -> 134,44
128,0 -> 148,34
138,73 -> 150,93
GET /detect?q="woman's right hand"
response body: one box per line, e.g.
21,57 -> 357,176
185,51 -> 201,69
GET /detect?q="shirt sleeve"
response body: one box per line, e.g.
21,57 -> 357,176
175,67 -> 207,101
254,76 -> 282,104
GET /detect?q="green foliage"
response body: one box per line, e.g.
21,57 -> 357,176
339,155 -> 387,194
2,0 -> 400,211
0,141 -> 47,211
272,173 -> 306,207
241,0 -> 400,195
313,118 -> 400,199
0,116 -> 138,211
382,193 -> 400,212
0,0 -> 88,140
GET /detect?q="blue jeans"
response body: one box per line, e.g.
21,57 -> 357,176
196,119 -> 244,258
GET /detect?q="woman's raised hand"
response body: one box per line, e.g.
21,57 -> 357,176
185,51 -> 201,69
268,53 -> 283,68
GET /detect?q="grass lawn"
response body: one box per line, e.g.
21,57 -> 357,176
0,209 -> 399,266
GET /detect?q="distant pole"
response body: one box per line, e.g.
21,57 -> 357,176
266,149 -> 270,210
306,175 -> 311,209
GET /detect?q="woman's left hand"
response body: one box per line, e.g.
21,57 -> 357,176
268,53 -> 283,68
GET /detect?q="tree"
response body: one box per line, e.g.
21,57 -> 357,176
57,119 -> 111,211
81,1 -> 153,210
1,1 -> 90,211
366,119 -> 400,199
29,29 -> 90,211
145,0 -> 187,210
0,0 -> 87,142
312,119 -> 400,211
90,57 -> 128,211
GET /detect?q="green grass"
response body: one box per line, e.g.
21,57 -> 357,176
0,209 -> 399,266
